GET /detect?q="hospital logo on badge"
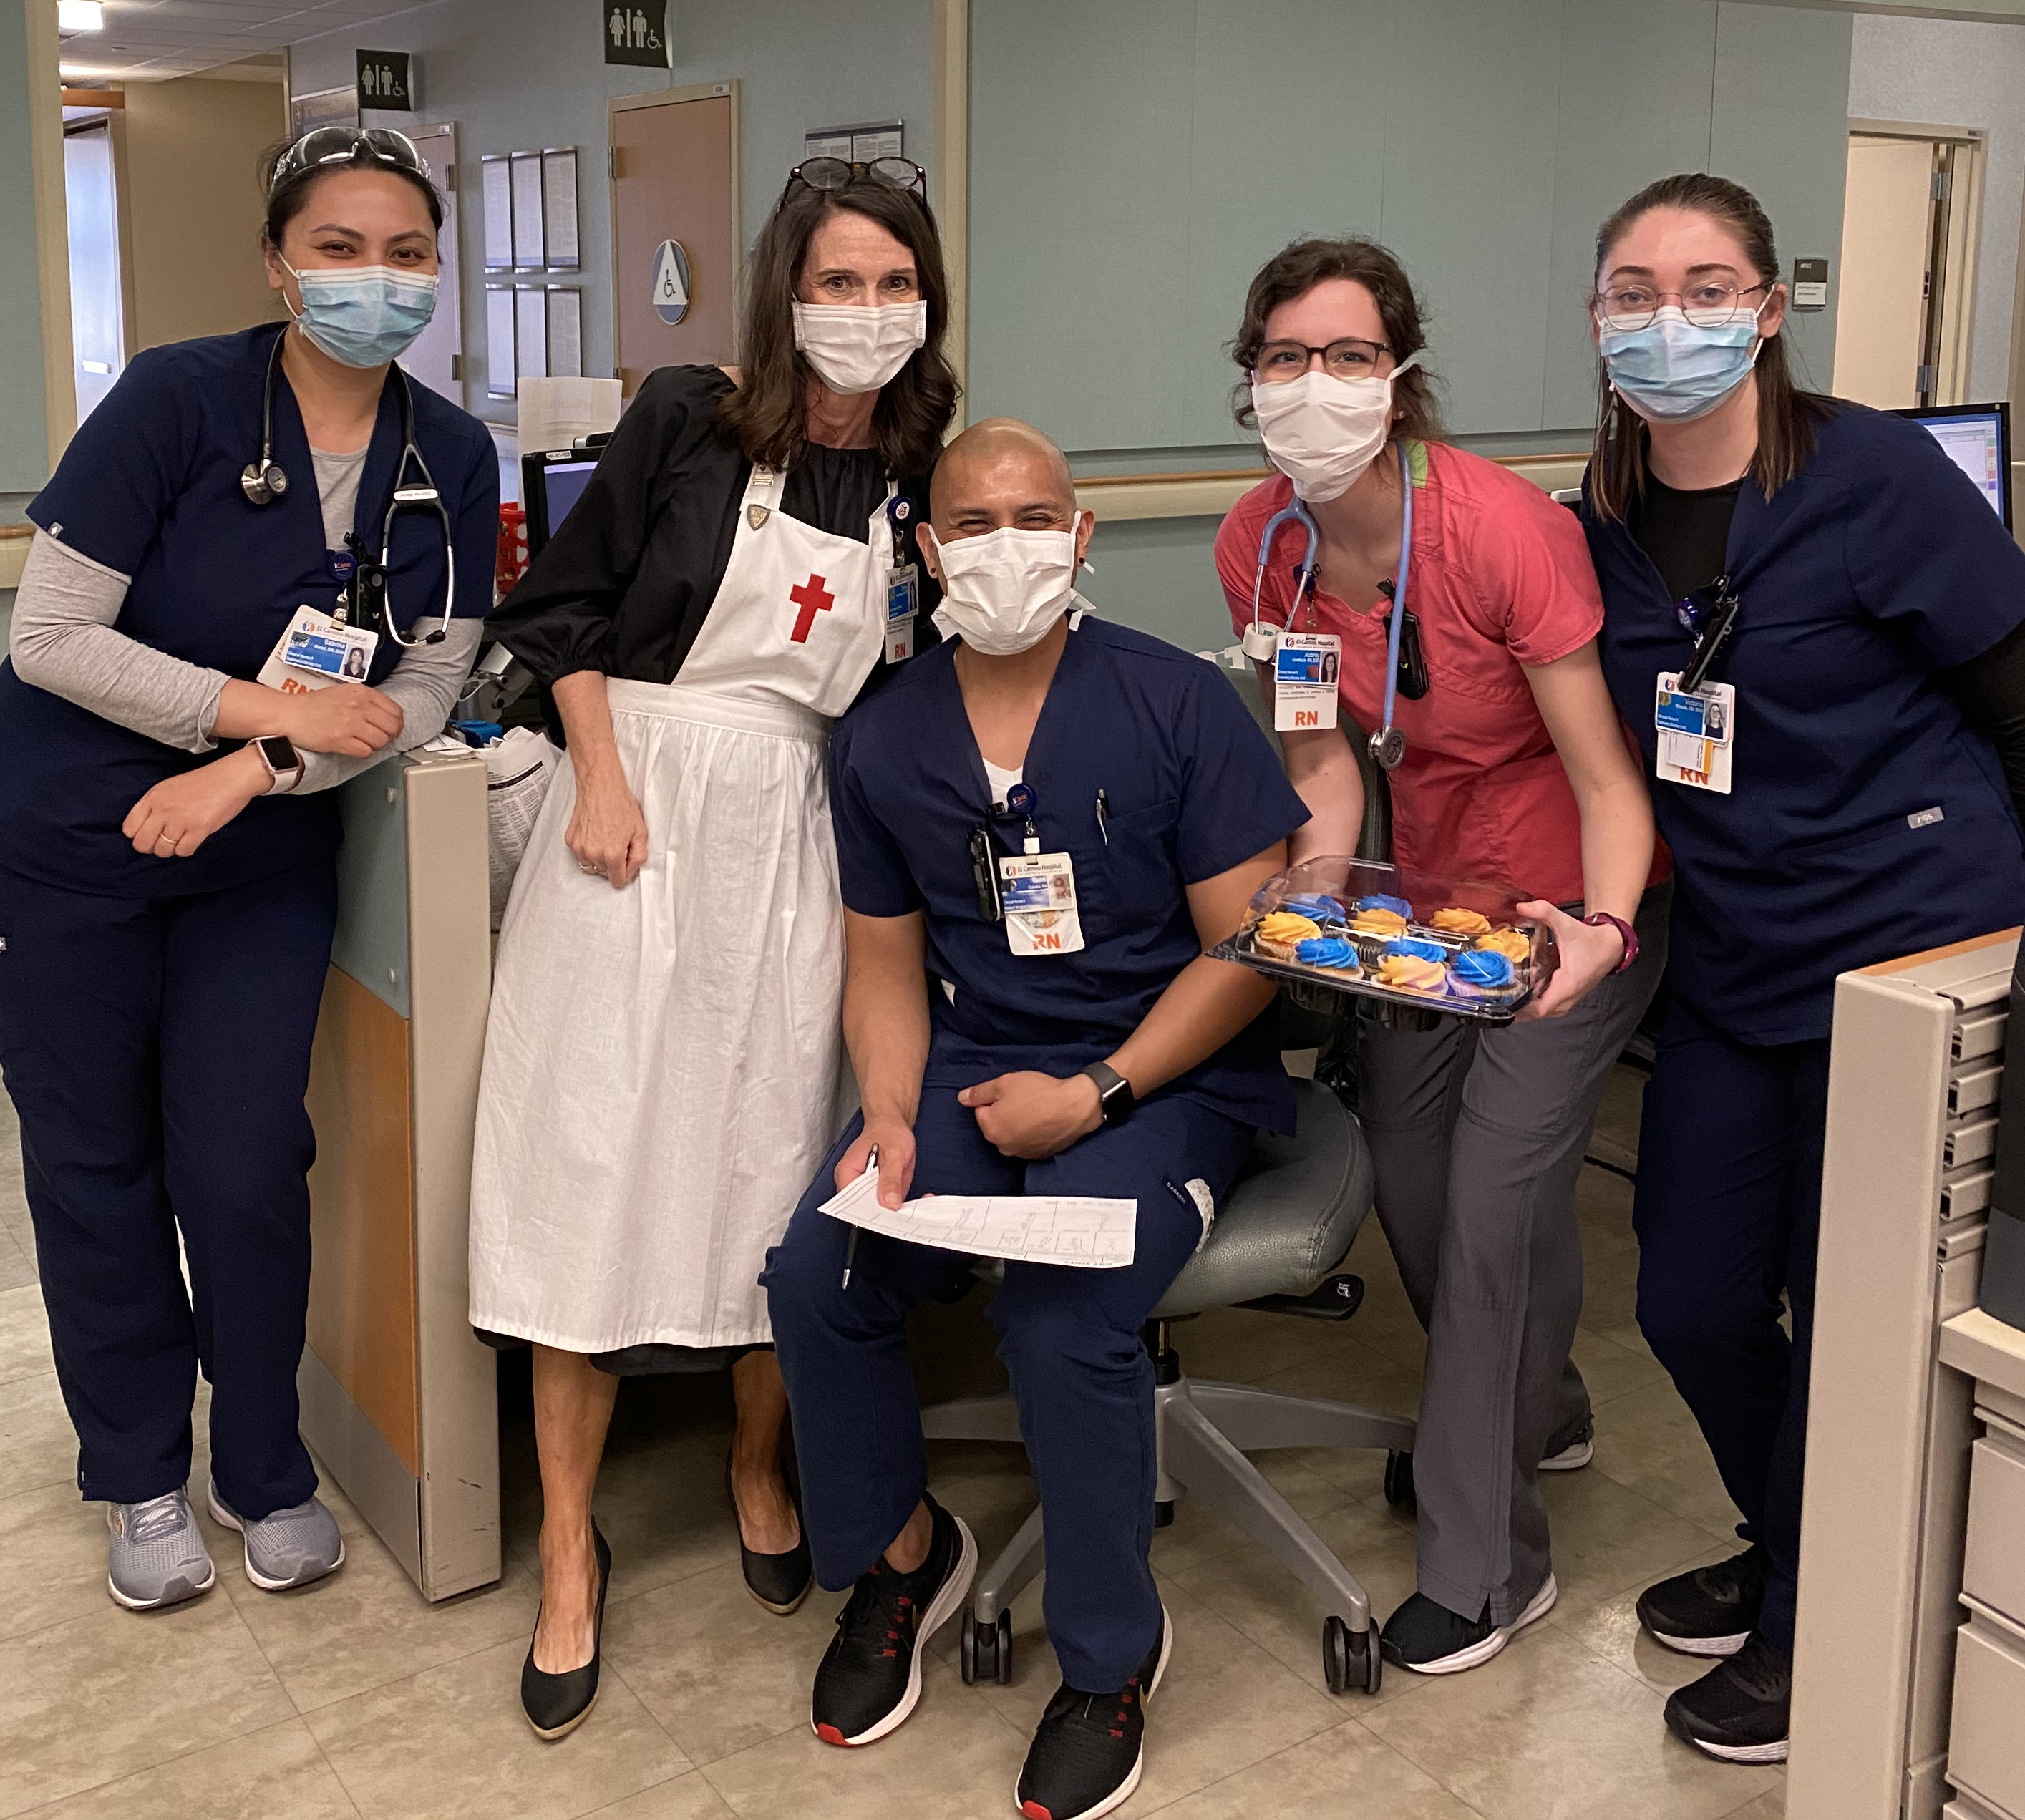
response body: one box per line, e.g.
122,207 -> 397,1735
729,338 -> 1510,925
789,573 -> 835,643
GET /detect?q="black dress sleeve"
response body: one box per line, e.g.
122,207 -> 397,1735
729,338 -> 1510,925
487,366 -> 732,683
1940,616 -> 2025,831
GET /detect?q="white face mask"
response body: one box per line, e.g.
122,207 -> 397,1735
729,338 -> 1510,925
792,299 -> 928,395
1250,351 -> 1422,503
927,515 -> 1086,656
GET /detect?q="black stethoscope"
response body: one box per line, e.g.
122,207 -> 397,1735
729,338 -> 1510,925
240,325 -> 453,648
1240,442 -> 1417,771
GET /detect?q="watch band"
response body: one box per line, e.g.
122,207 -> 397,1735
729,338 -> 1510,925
1079,1060 -> 1136,1127
1583,910 -> 1639,975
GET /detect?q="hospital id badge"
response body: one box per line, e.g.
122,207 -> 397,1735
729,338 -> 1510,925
999,852 -> 1085,956
257,606 -> 379,696
884,563 -> 919,665
1654,672 -> 1735,794
1273,631 -> 1340,733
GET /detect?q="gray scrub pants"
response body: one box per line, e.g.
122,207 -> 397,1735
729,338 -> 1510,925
1356,883 -> 1669,1625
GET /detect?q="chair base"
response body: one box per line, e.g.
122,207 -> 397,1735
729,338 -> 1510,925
920,1350 -> 1414,1695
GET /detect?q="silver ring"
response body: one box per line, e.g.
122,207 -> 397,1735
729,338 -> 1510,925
578,861 -> 604,875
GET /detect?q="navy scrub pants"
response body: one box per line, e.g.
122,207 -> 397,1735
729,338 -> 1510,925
1632,995 -> 1830,1652
764,1084 -> 1256,1694
0,857 -> 337,1519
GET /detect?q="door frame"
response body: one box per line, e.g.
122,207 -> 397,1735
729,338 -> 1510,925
1847,117 -> 1986,407
607,80 -> 741,384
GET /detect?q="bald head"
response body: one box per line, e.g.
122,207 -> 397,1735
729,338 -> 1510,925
928,417 -> 1077,538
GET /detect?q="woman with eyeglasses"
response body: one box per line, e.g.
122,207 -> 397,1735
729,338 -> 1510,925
0,128 -> 496,1612
1213,238 -> 1666,1678
1578,173 -> 2025,1765
471,156 -> 956,1738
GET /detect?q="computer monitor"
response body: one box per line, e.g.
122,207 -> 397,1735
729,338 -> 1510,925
1894,402 -> 2011,530
521,449 -> 601,558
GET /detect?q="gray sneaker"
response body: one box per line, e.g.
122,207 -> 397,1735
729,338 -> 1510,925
107,1489 -> 216,1610
207,1481 -> 346,1591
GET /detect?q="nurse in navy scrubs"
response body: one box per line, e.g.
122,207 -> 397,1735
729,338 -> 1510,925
0,129 -> 496,1612
1579,172 -> 2025,1764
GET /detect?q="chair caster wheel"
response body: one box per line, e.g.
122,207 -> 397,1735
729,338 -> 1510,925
1384,1449 -> 1416,1513
1323,1615 -> 1381,1695
961,1609 -> 1014,1685
1153,1499 -> 1175,1529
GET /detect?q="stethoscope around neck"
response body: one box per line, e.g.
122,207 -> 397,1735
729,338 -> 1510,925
240,325 -> 453,648
1240,439 -> 1414,772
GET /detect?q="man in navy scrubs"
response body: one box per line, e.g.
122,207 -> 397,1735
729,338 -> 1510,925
764,420 -> 1308,1820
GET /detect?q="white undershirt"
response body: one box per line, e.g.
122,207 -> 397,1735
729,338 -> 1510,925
983,758 -> 1024,807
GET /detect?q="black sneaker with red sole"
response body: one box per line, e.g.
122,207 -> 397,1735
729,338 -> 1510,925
1014,1606 -> 1172,1820
810,1495 -> 976,1748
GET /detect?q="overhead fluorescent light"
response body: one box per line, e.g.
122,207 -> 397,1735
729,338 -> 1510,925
58,1 -> 105,31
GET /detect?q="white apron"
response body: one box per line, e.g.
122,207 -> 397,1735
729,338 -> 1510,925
469,464 -> 895,1351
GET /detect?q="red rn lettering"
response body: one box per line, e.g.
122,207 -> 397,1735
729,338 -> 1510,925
1295,709 -> 1319,727
1034,933 -> 1061,950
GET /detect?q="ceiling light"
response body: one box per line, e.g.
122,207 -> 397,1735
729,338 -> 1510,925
58,1 -> 104,33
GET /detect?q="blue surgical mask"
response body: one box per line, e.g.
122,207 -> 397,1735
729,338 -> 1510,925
1598,303 -> 1766,422
283,258 -> 438,368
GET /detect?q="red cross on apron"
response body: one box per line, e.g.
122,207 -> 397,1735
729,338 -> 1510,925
788,573 -> 835,644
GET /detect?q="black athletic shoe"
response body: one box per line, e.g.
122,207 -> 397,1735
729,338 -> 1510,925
1663,1632 -> 1791,1763
1636,1547 -> 1767,1658
811,1495 -> 976,1748
1015,1607 -> 1172,1820
1381,1575 -> 1558,1675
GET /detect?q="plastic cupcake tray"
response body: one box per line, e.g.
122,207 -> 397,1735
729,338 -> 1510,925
1210,856 -> 1556,1026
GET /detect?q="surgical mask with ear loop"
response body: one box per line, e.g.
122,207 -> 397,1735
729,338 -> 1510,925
792,300 -> 928,394
1597,301 -> 1769,422
1250,352 -> 1422,504
281,256 -> 438,369
927,515 -> 1089,656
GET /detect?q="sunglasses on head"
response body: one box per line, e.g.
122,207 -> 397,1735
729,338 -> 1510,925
271,127 -> 429,192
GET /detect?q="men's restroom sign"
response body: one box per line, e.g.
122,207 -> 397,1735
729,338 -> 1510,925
604,0 -> 672,67
651,240 -> 691,326
355,49 -> 413,110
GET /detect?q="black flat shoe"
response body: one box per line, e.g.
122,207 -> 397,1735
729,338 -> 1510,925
521,1524 -> 611,1740
727,1456 -> 812,1615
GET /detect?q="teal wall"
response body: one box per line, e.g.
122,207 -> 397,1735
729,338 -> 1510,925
286,0 -> 937,424
968,0 -> 1851,459
1,0 -> 52,497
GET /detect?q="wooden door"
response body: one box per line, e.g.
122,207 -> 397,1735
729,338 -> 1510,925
610,84 -> 738,396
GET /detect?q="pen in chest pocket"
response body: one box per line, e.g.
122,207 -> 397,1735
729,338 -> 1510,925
1095,789 -> 1110,845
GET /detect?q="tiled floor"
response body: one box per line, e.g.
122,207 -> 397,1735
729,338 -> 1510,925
0,1071 -> 1787,1820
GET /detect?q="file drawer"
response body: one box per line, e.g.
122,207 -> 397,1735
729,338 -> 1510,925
1964,1436 -> 2025,1627
1950,1622 -> 2025,1819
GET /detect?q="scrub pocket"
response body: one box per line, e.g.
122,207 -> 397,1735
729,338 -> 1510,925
1098,800 -> 1180,921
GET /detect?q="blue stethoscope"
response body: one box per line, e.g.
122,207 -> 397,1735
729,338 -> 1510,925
1240,441 -> 1414,771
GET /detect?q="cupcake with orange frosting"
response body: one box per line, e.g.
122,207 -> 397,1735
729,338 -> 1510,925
1429,907 -> 1492,938
1376,953 -> 1448,994
1477,927 -> 1531,964
1253,911 -> 1321,958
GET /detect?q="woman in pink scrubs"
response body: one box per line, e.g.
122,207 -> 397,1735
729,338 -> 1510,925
1216,236 -> 1666,1678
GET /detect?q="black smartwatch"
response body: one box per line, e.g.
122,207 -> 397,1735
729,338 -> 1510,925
252,733 -> 304,795
1079,1060 -> 1135,1127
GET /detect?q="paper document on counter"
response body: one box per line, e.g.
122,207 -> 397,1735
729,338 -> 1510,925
818,1167 -> 1135,1268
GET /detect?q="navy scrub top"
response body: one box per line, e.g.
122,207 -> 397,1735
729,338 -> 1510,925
830,615 -> 1311,1133
1,324 -> 500,898
1583,402 -> 2025,1044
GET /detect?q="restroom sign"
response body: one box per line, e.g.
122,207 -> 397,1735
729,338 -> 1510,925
651,240 -> 691,326
356,49 -> 413,111
603,0 -> 672,67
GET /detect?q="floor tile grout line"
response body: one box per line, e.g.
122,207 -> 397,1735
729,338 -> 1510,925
6,1711 -> 343,1820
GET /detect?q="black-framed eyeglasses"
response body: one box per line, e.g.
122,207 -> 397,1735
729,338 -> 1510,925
1251,336 -> 1394,384
271,127 -> 428,192
1592,282 -> 1770,333
790,155 -> 928,200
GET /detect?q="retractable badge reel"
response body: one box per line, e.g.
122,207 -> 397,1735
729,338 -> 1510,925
883,495 -> 919,665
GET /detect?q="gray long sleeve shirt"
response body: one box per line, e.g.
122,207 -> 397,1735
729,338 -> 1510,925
7,446 -> 480,794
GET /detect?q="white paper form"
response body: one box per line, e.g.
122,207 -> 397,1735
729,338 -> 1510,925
819,1164 -> 1135,1269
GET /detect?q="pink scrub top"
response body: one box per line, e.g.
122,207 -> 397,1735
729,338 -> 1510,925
1218,439 -> 1632,906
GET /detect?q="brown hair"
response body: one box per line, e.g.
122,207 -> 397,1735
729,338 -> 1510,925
717,177 -> 958,477
256,137 -> 445,245
1228,238 -> 1445,444
1588,172 -> 1832,522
